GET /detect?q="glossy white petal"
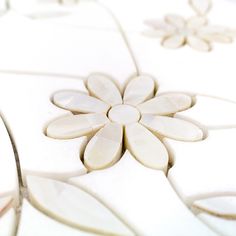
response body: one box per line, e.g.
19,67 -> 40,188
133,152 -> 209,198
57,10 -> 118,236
189,0 -> 212,15
53,91 -> 110,113
84,122 -> 123,170
194,196 -> 236,218
138,93 -> 192,115
125,123 -> 168,172
140,114 -> 203,141
198,27 -> 233,43
144,19 -> 176,36
46,113 -> 109,139
87,74 -> 122,106
162,35 -> 185,49
187,16 -> 207,29
199,26 -> 236,37
27,176 -> 134,236
187,35 -> 211,51
123,75 -> 155,106
165,14 -> 185,29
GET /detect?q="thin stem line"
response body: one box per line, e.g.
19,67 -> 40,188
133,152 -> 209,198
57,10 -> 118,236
5,0 -> 10,10
97,1 -> 140,76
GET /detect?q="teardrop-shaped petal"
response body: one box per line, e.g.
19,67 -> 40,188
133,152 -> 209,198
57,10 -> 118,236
144,19 -> 176,36
123,75 -> 155,106
87,74 -> 122,106
189,0 -> 212,15
201,33 -> 232,43
84,122 -> 123,170
46,113 -> 109,139
125,123 -> 168,172
162,35 -> 185,49
193,196 -> 236,218
187,16 -> 207,29
53,91 -> 110,113
138,93 -> 192,116
140,114 -> 203,141
165,14 -> 186,29
187,35 -> 211,51
27,176 -> 134,236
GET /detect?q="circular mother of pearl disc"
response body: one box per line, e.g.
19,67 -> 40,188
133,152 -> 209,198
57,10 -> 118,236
108,105 -> 140,125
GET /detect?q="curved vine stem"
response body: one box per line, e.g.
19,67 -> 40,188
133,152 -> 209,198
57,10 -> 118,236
5,0 -> 10,10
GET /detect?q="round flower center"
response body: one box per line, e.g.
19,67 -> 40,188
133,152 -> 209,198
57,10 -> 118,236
179,26 -> 195,37
108,104 -> 140,125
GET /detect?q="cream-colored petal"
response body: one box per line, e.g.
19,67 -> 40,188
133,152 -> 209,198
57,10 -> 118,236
46,113 -> 109,139
187,35 -> 211,51
125,123 -> 168,172
194,196 -> 236,218
0,196 -> 13,214
84,122 -> 123,170
138,93 -> 192,115
144,19 -> 176,36
189,0 -> 212,15
187,16 -> 207,29
162,35 -> 185,49
26,176 -> 134,236
140,114 -> 203,141
123,75 -> 155,106
53,91 -> 110,113
87,74 -> 122,106
199,26 -> 236,37
165,14 -> 186,29
198,27 -> 233,43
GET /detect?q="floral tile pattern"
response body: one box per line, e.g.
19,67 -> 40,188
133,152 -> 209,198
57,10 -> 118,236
144,0 -> 236,51
0,0 -> 236,236
46,74 -> 203,172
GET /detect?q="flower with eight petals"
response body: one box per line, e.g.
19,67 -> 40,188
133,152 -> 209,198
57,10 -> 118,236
46,74 -> 203,173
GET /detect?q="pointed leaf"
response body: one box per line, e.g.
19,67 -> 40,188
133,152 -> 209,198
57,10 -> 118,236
194,196 -> 236,218
27,176 -> 134,236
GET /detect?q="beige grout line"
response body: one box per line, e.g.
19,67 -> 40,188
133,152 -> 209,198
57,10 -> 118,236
0,113 -> 24,236
0,69 -> 86,80
97,1 -> 141,76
